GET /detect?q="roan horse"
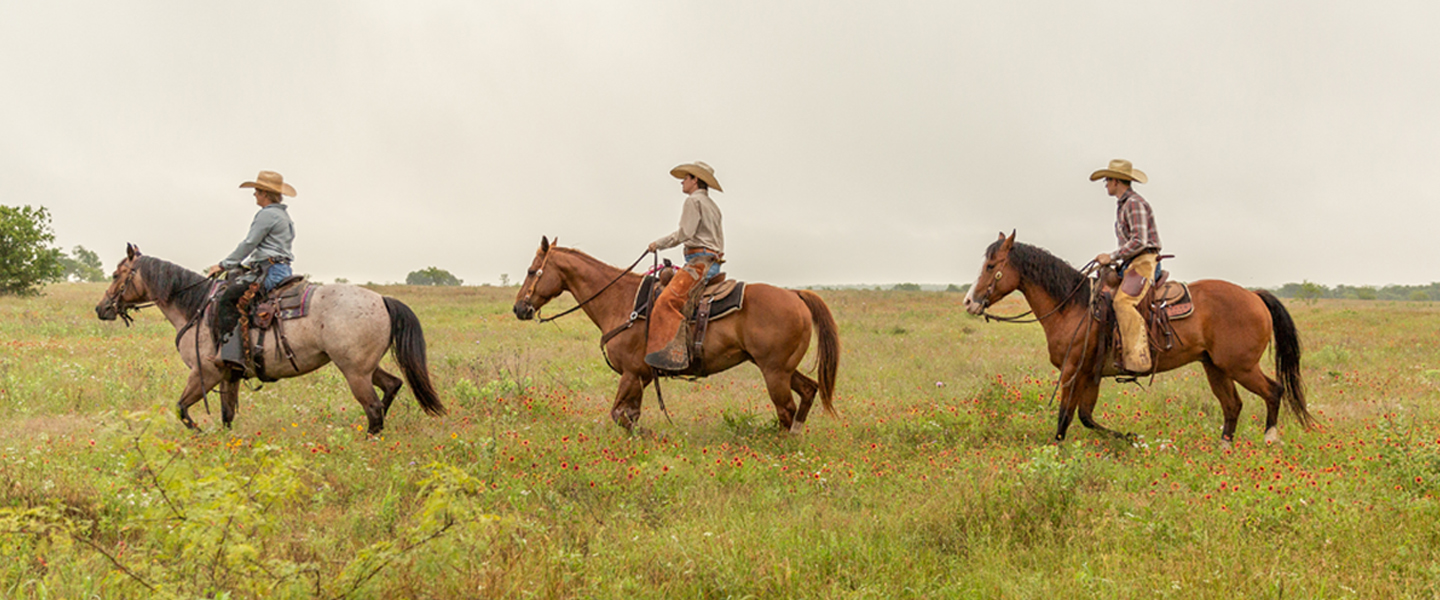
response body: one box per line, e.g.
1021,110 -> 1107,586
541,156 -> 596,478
94,244 -> 445,434
963,232 -> 1315,445
512,237 -> 839,432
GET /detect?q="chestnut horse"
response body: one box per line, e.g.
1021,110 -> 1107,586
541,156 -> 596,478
512,237 -> 839,432
963,232 -> 1314,445
94,244 -> 444,433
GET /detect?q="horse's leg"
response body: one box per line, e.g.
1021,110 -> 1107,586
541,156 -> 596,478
342,369 -> 387,435
372,368 -> 404,415
1230,365 -> 1284,445
762,367 -> 798,431
788,372 -> 819,434
1053,366 -> 1086,442
176,368 -> 221,431
1074,377 -> 1128,440
610,371 -> 646,432
220,380 -> 240,428
1202,360 -> 1244,448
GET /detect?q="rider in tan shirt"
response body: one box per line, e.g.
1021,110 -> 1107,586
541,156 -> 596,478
645,161 -> 725,371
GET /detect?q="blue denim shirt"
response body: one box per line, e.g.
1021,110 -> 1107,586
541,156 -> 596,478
220,203 -> 294,269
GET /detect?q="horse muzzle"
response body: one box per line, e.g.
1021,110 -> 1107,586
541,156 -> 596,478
95,301 -> 118,321
513,300 -> 536,321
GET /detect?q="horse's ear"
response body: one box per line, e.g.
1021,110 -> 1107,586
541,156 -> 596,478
1004,230 -> 1016,248
540,236 -> 550,252
996,231 -> 1006,241
126,243 -> 140,260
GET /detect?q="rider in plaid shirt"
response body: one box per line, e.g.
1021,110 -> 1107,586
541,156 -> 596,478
1090,159 -> 1161,372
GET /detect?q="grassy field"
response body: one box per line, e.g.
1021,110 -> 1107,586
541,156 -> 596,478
2,282 -> 1439,598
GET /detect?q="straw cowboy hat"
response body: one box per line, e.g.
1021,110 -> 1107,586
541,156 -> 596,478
670,161 -> 723,192
1088,159 -> 1148,184
238,170 -> 297,197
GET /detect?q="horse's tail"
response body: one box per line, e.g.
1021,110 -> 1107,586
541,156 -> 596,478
1257,290 -> 1313,430
796,290 -> 839,415
383,297 -> 446,417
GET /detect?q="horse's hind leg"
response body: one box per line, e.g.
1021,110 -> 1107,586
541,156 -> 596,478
762,367 -> 798,431
373,368 -> 404,415
343,370 -> 387,435
1202,360 -> 1247,447
789,372 -> 819,433
1230,365 -> 1283,444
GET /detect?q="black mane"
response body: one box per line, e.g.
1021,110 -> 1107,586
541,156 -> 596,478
136,256 -> 211,316
985,240 -> 1091,307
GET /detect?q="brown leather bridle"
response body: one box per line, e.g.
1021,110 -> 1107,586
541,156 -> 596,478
102,260 -> 152,327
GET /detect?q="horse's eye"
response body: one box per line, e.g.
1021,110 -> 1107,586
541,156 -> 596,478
527,269 -> 537,276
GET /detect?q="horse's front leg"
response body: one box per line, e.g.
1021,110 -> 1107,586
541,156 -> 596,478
176,367 -> 221,431
1054,364 -> 1085,442
610,371 -> 647,432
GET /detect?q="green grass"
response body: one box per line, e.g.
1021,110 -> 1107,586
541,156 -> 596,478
1,283 -> 1439,598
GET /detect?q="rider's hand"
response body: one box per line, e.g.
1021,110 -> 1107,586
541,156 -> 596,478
206,265 -> 223,278
647,242 -> 658,253
1094,253 -> 1113,266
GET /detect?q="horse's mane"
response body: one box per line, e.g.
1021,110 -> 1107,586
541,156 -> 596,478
986,239 -> 1091,307
554,247 -> 643,281
136,256 -> 211,315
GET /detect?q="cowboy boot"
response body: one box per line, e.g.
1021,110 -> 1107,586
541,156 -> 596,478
213,325 -> 248,375
646,268 -> 700,371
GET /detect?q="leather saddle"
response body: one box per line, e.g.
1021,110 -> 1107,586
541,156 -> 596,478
1092,258 -> 1193,377
251,276 -> 315,329
631,268 -> 747,377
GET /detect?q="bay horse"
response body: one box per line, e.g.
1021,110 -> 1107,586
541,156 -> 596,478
963,232 -> 1314,445
512,237 -> 839,432
94,244 -> 445,434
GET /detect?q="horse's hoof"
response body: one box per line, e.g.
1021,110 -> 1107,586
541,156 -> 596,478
1264,428 -> 1281,445
789,421 -> 807,435
1219,437 -> 1234,452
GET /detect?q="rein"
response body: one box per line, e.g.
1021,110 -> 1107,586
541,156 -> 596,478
535,249 -> 652,323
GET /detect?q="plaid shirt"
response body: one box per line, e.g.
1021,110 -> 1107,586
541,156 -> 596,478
1111,188 -> 1161,262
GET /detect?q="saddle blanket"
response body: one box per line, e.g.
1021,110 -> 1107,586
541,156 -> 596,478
632,277 -> 746,322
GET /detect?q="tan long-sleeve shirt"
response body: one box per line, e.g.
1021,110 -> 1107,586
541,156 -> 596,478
652,189 -> 724,253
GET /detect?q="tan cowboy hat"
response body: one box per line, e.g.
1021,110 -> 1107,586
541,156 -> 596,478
1088,159 -> 1148,184
238,170 -> 297,197
670,161 -> 723,192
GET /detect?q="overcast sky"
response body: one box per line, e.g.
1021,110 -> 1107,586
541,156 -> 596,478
3,1 -> 1437,288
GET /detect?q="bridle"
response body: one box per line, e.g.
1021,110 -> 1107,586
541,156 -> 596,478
520,241 -> 652,324
104,261 -> 153,327
977,251 -> 1096,324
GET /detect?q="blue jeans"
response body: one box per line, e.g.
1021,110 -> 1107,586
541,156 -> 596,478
263,263 -> 292,290
683,250 -> 721,281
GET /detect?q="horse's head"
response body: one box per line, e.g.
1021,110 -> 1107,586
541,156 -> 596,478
95,243 -> 153,324
963,231 -> 1021,315
513,236 -> 567,320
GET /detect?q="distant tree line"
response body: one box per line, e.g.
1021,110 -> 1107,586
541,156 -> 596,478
1271,281 -> 1438,302
405,267 -> 463,286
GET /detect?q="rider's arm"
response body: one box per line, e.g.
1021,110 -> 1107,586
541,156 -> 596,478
651,196 -> 701,252
1111,199 -> 1153,263
219,209 -> 281,269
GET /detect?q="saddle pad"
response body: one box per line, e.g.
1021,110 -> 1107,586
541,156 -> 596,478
703,281 -> 745,321
1158,281 -> 1193,320
629,278 -> 745,321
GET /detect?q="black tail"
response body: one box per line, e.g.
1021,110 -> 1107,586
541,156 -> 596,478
1257,290 -> 1313,429
796,290 -> 839,415
383,297 -> 446,417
